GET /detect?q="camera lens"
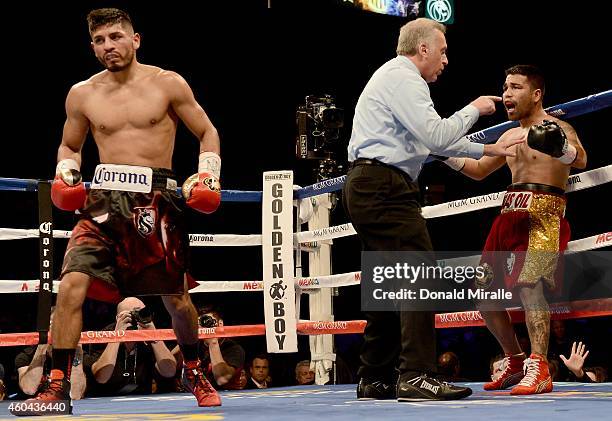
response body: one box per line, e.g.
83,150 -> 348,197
130,307 -> 153,326
199,314 -> 217,328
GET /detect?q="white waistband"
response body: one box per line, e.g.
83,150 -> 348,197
90,164 -> 153,193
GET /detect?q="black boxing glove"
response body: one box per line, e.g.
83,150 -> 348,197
527,120 -> 577,164
430,154 -> 466,171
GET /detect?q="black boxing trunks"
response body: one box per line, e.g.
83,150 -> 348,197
61,165 -> 196,303
477,183 -> 570,291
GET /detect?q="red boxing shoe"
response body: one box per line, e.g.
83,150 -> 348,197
484,353 -> 525,391
511,354 -> 553,395
182,360 -> 222,407
10,369 -> 72,416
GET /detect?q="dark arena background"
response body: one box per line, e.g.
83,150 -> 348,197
0,0 -> 610,419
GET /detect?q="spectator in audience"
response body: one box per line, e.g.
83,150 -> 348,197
171,304 -> 245,390
247,354 -> 271,389
15,308 -> 86,399
236,368 -> 248,390
86,297 -> 176,396
560,341 -> 605,382
549,320 -> 571,359
489,354 -> 506,383
295,360 -> 315,385
437,352 -> 470,382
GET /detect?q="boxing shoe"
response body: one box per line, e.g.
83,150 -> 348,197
397,373 -> 472,401
484,352 -> 526,390
510,354 -> 553,395
182,360 -> 222,407
357,377 -> 396,400
10,369 -> 72,416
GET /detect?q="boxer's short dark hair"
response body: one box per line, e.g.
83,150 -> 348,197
506,64 -> 545,96
87,8 -> 133,35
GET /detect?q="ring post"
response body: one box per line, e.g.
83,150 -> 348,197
308,192 -> 336,384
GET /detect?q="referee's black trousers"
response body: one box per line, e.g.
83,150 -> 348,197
342,162 -> 437,381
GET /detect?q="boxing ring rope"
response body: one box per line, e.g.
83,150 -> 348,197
1,164 -> 609,245
0,90 -> 610,386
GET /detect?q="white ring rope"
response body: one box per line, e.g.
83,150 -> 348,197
2,231 -> 609,294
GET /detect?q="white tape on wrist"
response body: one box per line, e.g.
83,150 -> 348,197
558,144 -> 577,165
56,159 -> 80,175
444,157 -> 466,171
198,152 -> 221,179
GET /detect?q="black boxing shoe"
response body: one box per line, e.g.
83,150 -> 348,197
357,377 -> 397,400
397,373 -> 472,401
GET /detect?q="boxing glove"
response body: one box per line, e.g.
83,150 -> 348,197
51,159 -> 87,211
527,120 -> 577,164
182,152 -> 221,214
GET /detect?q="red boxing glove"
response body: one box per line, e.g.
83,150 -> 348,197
51,159 -> 87,211
182,172 -> 221,214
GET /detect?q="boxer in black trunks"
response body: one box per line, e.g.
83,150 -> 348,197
14,8 -> 223,415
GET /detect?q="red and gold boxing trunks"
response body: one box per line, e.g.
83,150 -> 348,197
478,183 -> 570,291
61,167 -> 196,303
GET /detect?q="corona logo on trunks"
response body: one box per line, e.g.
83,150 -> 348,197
91,164 -> 153,193
134,207 -> 156,237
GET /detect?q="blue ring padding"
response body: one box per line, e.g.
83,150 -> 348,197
1,90 -> 610,201
295,175 -> 346,199
0,178 -> 40,192
0,178 -> 267,202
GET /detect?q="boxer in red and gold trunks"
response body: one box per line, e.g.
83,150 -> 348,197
437,65 -> 587,395
14,8 -> 223,415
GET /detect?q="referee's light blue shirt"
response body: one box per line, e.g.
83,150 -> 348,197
347,55 -> 484,181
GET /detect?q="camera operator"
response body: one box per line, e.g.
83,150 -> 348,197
15,308 -> 87,399
87,297 -> 176,396
171,304 -> 245,390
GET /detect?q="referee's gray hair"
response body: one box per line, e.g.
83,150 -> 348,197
396,18 -> 446,56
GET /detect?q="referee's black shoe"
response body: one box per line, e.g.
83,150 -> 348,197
357,378 -> 397,400
397,374 -> 472,401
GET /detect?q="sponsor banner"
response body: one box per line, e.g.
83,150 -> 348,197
422,166 -> 610,219
566,165 -> 612,192
568,232 -> 612,252
90,164 -> 153,193
435,297 -> 612,328
423,192 -> 504,219
297,272 -> 361,290
262,171 -> 297,352
295,223 -> 356,244
188,233 -> 262,247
